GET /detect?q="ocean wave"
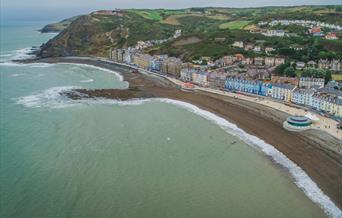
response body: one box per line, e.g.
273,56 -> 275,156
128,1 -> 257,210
11,73 -> 25,77
0,47 -> 36,66
14,86 -> 149,109
0,54 -> 12,57
56,63 -> 124,81
80,79 -> 94,83
13,87 -> 342,217
0,61 -> 54,68
154,98 -> 342,218
15,86 -> 81,109
0,47 -> 56,68
3,47 -> 35,61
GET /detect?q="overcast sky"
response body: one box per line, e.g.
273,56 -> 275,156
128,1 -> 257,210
1,0 -> 341,22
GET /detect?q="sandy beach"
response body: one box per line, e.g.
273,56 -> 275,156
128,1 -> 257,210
36,57 -> 342,211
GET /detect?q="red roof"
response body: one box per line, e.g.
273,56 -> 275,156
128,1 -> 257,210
309,27 -> 321,34
325,33 -> 338,39
235,54 -> 245,60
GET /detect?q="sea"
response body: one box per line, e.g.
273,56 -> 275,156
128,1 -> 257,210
0,21 -> 340,218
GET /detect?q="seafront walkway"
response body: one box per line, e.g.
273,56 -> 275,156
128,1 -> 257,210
169,77 -> 341,140
66,56 -> 341,140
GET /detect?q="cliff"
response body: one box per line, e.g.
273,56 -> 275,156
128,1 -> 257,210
39,16 -> 80,33
38,12 -> 176,58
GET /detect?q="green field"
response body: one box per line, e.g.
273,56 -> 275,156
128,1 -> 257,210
332,74 -> 342,81
219,21 -> 250,30
134,11 -> 163,21
40,5 -> 342,59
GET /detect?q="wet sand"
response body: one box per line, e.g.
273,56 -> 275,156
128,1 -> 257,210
37,57 -> 342,210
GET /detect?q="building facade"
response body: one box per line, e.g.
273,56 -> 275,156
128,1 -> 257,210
180,69 -> 195,82
192,71 -> 209,87
161,57 -> 183,77
271,83 -> 296,102
225,77 -> 264,95
208,71 -> 227,90
291,88 -> 315,105
133,53 -> 153,70
299,77 -> 325,89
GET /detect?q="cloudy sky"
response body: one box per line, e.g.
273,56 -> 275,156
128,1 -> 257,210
1,0 -> 341,22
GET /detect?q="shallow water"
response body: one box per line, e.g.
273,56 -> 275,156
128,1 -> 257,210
0,22 -> 335,218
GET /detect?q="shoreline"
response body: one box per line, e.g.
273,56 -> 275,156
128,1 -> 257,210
33,57 -> 341,215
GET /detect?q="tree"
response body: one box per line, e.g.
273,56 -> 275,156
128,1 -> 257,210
284,66 -> 296,77
302,68 -> 332,84
275,62 -> 290,76
324,70 -> 332,84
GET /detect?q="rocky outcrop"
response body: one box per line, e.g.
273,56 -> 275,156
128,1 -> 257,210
39,16 -> 80,33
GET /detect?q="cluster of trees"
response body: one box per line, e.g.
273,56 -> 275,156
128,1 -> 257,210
302,68 -> 332,84
275,62 -> 296,77
276,63 -> 332,83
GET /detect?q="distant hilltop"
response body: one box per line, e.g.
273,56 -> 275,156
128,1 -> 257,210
39,16 -> 80,33
37,6 -> 342,61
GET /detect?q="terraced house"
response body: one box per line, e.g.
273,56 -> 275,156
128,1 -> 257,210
225,77 -> 263,95
309,89 -> 342,118
271,83 -> 296,102
161,57 -> 183,77
133,53 -> 153,70
192,70 -> 209,87
208,71 -> 228,90
291,88 -> 315,106
180,68 -> 195,82
299,77 -> 325,89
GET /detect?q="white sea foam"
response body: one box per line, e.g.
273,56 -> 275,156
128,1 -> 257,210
80,79 -> 94,83
154,98 -> 342,218
29,63 -> 55,68
15,86 -> 81,109
0,62 -> 24,67
0,61 -> 54,68
0,54 -> 12,57
14,85 -> 342,217
11,73 -> 25,77
15,86 -> 149,109
0,47 -> 39,67
11,47 -> 35,60
57,63 -> 124,81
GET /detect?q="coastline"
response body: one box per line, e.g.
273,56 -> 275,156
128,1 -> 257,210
34,57 -> 342,215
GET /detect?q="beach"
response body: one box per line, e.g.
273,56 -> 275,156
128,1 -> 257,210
35,57 -> 342,211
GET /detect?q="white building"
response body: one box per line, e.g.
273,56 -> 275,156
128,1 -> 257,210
192,71 -> 209,87
309,90 -> 342,118
274,58 -> 285,66
180,69 -> 195,82
271,83 -> 296,102
253,46 -> 262,52
174,29 -> 182,38
263,29 -> 285,37
265,47 -> 275,54
232,41 -> 244,48
299,77 -> 325,89
265,57 -> 275,66
331,60 -> 341,72
291,88 -> 315,106
296,62 -> 306,70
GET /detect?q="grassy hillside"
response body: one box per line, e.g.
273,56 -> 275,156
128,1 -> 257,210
38,5 -> 342,60
39,16 -> 80,33
39,12 -> 176,57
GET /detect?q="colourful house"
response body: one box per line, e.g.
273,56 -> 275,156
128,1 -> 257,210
271,83 -> 296,102
192,70 -> 209,87
225,77 -> 266,95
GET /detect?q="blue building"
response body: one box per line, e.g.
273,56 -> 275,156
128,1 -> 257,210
225,77 -> 269,96
260,83 -> 272,96
150,58 -> 163,72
